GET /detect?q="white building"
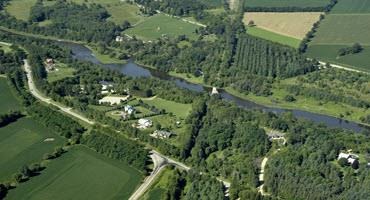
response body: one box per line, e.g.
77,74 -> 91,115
115,36 -> 124,42
338,152 -> 359,165
124,105 -> 135,115
137,118 -> 152,129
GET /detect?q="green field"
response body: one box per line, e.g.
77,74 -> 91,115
0,78 -> 21,114
247,26 -> 301,48
143,168 -> 175,200
0,42 -> 12,53
331,0 -> 370,13
5,0 -> 37,21
124,14 -> 200,41
142,97 -> 192,119
6,145 -> 143,200
0,117 -> 65,181
69,0 -> 146,25
243,0 -> 330,8
47,63 -> 75,82
306,44 -> 370,72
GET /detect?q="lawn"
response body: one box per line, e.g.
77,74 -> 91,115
330,0 -> 370,13
307,12 -> 370,71
0,117 -> 65,181
47,63 -> 75,82
5,0 -> 37,21
243,0 -> 330,8
69,0 -> 146,25
0,78 -> 21,114
0,42 -> 12,53
6,145 -> 143,200
141,97 -> 192,119
246,26 -> 301,48
243,12 -> 322,40
124,14 -> 200,41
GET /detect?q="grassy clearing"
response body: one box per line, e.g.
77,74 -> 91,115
38,20 -> 53,27
243,0 -> 330,8
5,0 -> 37,21
143,167 -> 175,200
0,117 -> 65,181
124,14 -> 200,41
47,63 -> 75,83
6,145 -> 143,200
0,42 -> 12,53
141,97 -> 192,119
0,78 -> 21,114
69,0 -> 146,25
247,26 -> 301,48
87,45 -> 126,64
243,12 -> 322,40
306,44 -> 370,72
331,0 -> 370,13
168,71 -> 206,86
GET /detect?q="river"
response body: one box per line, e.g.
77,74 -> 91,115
64,42 -> 369,132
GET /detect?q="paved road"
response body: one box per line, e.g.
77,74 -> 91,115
24,59 -> 94,125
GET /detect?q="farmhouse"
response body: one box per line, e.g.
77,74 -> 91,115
151,130 -> 173,139
338,152 -> 359,165
98,95 -> 130,105
137,118 -> 152,129
45,58 -> 56,71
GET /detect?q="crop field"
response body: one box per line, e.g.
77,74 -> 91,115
5,0 -> 37,21
0,117 -> 65,181
69,0 -> 146,25
0,78 -> 21,114
307,0 -> 370,71
243,0 -> 330,8
247,26 -> 301,48
244,12 -> 322,39
141,97 -> 192,119
330,0 -> 370,13
6,145 -> 143,200
124,14 -> 200,41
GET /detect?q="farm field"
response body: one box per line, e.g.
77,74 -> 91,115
0,117 -> 65,181
246,26 -> 301,48
6,145 -> 143,200
243,12 -> 322,39
243,0 -> 330,8
330,0 -> 370,13
307,2 -> 370,71
5,0 -> 37,21
68,0 -> 146,25
0,78 -> 21,114
124,14 -> 200,41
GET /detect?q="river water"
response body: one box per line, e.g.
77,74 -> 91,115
64,42 -> 369,132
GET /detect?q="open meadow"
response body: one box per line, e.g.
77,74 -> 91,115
5,0 -> 37,21
0,117 -> 65,181
243,0 -> 330,8
0,78 -> 21,114
243,12 -> 322,40
330,0 -> 370,13
124,14 -> 200,41
141,97 -> 192,119
6,145 -> 143,200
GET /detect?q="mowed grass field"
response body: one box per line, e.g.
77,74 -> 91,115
243,0 -> 330,8
330,0 -> 370,13
141,97 -> 192,119
69,0 -> 146,25
6,145 -> 143,200
47,63 -> 75,83
244,12 -> 322,39
307,0 -> 370,71
124,14 -> 200,41
0,117 -> 65,181
5,0 -> 37,21
0,78 -> 21,114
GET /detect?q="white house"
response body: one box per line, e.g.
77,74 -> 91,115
338,152 -> 359,165
137,118 -> 152,129
151,130 -> 172,139
124,105 -> 135,115
115,36 -> 124,42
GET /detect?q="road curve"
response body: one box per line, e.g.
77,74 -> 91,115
24,59 -> 94,125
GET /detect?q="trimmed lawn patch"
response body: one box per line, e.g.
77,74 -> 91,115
124,14 -> 200,41
0,78 -> 21,114
141,97 -> 192,119
47,63 -> 75,83
6,145 -> 143,200
5,0 -> 37,21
